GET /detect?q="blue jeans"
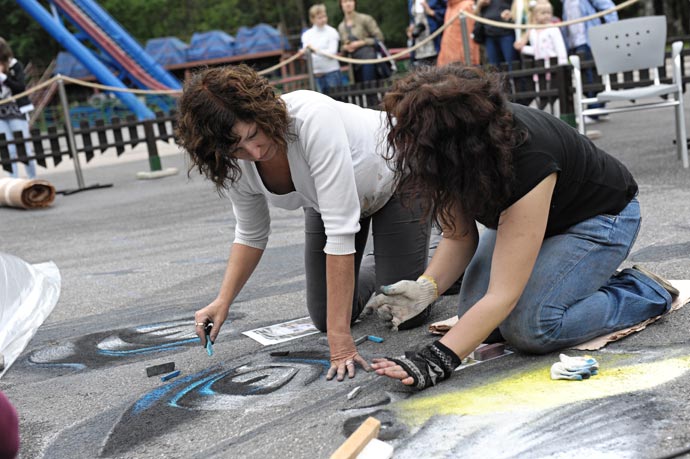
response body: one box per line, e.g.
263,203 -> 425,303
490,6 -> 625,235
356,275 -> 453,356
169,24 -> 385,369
0,117 -> 36,178
484,33 -> 518,71
354,63 -> 376,83
315,70 -> 342,94
457,198 -> 672,354
571,43 -> 604,112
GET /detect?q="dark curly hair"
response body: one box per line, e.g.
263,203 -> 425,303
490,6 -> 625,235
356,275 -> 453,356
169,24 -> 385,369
383,64 -> 525,234
176,65 -> 291,193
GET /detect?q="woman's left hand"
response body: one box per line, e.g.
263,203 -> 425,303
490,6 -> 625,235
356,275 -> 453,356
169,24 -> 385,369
326,331 -> 372,381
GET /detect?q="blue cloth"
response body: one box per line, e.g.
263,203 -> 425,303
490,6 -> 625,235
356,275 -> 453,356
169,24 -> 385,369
315,70 -> 342,94
457,198 -> 672,354
571,43 -> 604,111
408,0 -> 447,52
0,117 -> 36,178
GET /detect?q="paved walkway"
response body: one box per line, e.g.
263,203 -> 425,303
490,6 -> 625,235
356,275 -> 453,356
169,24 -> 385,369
1,96 -> 690,459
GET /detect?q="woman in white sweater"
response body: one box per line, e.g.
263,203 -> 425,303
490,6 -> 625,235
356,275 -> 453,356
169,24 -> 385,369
176,65 -> 430,382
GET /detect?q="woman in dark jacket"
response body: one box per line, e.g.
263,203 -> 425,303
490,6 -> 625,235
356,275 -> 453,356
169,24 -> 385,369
475,0 -> 518,69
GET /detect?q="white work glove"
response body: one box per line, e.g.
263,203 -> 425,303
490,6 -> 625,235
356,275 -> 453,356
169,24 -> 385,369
363,275 -> 438,331
550,354 -> 599,381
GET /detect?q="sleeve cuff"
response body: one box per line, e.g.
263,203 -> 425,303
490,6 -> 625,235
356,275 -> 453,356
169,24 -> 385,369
323,234 -> 356,255
233,237 -> 268,251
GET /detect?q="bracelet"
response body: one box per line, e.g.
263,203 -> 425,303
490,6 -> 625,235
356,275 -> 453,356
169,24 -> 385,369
418,274 -> 439,299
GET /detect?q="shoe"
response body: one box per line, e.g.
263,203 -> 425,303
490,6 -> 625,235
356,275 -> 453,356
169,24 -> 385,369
586,130 -> 602,140
583,116 -> 598,125
632,265 -> 679,297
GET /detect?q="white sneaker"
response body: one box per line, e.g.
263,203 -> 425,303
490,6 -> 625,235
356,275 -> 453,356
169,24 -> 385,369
583,116 -> 598,125
586,130 -> 602,140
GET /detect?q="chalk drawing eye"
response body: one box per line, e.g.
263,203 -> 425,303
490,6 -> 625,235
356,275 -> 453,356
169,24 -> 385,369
26,319 -> 236,371
102,356 -> 330,455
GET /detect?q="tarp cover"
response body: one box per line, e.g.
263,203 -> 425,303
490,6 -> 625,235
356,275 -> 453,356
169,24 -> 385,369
186,30 -> 235,61
0,253 -> 60,378
234,23 -> 288,55
144,37 -> 189,66
55,51 -> 92,78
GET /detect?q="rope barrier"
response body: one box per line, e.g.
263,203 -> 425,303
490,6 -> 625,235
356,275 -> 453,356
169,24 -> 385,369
465,0 -> 640,30
0,0 -> 643,107
310,0 -> 640,63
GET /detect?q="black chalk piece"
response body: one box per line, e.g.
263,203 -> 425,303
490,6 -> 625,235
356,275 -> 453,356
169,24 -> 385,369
146,362 -> 175,377
270,351 -> 290,357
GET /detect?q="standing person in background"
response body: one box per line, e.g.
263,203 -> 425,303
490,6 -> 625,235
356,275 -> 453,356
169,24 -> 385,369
562,0 -> 618,122
337,0 -> 384,84
437,0 -> 481,67
301,4 -> 342,94
0,37 -> 36,179
407,0 -> 447,67
514,1 -> 568,108
475,0 -> 519,70
514,1 -> 567,66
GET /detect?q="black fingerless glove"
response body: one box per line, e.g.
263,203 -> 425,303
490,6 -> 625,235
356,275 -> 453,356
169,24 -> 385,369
388,340 -> 461,390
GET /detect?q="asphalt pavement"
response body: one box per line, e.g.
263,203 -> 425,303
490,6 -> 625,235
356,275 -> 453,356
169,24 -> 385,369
1,98 -> 690,459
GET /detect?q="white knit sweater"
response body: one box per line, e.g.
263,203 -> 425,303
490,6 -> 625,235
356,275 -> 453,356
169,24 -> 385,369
229,90 -> 396,255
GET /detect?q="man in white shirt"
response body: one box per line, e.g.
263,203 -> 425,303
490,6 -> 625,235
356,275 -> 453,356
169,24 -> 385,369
301,4 -> 342,94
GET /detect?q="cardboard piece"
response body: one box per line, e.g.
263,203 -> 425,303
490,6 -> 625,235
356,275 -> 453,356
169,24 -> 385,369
0,177 -> 55,209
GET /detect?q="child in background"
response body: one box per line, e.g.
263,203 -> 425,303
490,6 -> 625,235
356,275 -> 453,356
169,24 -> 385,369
300,4 -> 342,94
514,1 -> 567,108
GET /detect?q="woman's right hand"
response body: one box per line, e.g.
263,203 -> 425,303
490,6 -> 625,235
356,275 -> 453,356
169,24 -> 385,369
194,299 -> 229,346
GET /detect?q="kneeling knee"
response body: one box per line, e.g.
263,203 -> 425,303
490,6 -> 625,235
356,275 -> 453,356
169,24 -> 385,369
500,326 -> 556,355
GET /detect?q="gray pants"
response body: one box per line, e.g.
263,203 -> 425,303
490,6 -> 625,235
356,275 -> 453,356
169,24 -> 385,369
304,194 -> 430,332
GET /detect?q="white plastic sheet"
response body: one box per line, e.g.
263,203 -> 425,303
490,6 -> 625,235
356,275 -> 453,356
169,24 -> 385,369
0,252 -> 60,378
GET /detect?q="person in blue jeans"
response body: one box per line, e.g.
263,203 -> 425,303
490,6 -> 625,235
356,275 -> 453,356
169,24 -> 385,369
366,64 -> 677,390
562,0 -> 618,119
475,0 -> 518,70
300,4 -> 343,94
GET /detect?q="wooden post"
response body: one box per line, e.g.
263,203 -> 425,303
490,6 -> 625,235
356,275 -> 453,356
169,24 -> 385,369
330,417 -> 381,459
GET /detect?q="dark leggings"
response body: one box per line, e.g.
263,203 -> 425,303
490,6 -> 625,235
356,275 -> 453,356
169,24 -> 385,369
304,194 -> 430,332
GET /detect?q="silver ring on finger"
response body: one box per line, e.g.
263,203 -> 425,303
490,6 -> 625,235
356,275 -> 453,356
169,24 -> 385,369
345,359 -> 354,366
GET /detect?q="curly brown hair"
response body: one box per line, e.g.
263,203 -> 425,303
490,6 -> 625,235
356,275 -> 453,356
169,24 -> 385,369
176,65 -> 291,193
383,64 -> 525,234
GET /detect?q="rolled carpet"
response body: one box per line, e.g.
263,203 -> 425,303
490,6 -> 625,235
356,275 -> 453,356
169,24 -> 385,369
0,177 -> 56,209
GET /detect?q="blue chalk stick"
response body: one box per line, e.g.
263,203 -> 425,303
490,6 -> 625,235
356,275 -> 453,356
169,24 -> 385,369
161,370 -> 181,381
206,338 -> 214,356
367,335 -> 384,343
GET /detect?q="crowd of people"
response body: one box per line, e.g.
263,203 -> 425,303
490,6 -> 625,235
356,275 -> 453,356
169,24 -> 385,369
299,0 -> 619,95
